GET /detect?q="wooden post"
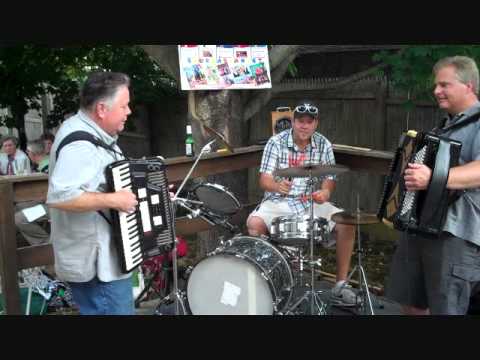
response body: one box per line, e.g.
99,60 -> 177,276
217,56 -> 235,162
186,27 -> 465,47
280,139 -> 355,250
375,78 -> 388,151
0,182 -> 21,314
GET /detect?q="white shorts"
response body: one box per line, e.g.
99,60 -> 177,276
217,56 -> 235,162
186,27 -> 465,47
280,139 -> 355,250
248,199 -> 343,236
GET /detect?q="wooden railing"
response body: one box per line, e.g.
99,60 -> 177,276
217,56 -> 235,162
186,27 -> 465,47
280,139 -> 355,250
0,144 -> 392,314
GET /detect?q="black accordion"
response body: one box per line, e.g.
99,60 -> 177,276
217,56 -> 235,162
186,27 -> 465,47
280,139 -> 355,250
105,157 -> 175,273
377,131 -> 462,236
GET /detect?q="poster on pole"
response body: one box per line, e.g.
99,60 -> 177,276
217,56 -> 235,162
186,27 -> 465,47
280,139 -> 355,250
178,45 -> 272,90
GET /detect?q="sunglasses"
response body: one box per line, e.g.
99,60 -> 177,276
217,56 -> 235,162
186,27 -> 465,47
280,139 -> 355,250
294,104 -> 318,115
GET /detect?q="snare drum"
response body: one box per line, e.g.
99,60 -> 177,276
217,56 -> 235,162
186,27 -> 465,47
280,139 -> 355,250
270,214 -> 330,246
186,236 -> 293,315
193,183 -> 241,215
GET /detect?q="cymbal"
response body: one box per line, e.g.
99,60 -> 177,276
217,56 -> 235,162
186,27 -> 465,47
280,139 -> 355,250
202,124 -> 234,153
331,211 -> 379,225
274,164 -> 349,178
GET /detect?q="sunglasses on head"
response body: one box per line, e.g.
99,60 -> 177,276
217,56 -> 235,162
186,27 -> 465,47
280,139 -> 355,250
294,104 -> 318,115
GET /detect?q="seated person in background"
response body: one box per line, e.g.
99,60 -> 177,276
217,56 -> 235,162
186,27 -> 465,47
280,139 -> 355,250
40,132 -> 55,156
15,139 -> 51,247
26,139 -> 49,173
247,101 -> 358,306
0,136 -> 32,175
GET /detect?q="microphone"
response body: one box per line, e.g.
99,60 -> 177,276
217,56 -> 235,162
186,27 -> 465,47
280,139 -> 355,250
201,139 -> 216,154
198,207 -> 239,233
175,197 -> 204,206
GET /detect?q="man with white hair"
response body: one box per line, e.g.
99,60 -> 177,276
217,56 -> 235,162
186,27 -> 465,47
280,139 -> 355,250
47,71 -> 138,315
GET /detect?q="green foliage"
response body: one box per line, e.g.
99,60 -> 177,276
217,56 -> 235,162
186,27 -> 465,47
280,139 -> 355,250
374,45 -> 480,103
287,62 -> 298,77
0,45 -> 177,130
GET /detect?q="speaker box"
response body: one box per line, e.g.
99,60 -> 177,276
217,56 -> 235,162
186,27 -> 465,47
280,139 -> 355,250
271,107 -> 293,135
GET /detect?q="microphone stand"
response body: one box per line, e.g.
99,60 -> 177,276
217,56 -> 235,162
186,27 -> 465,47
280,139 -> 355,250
167,139 -> 216,315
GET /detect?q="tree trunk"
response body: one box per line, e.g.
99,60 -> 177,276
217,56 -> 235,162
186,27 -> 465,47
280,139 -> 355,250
139,45 -> 301,258
189,90 -> 249,256
11,102 -> 28,151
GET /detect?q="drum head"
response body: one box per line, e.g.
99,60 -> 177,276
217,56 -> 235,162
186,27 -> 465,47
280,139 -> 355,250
194,183 -> 241,215
187,254 -> 274,315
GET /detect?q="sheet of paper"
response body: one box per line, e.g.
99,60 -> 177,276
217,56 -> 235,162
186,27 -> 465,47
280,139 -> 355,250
220,281 -> 241,307
22,204 -> 47,223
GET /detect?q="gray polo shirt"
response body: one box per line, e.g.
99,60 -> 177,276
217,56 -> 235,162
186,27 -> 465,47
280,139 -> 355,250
47,110 -> 130,283
441,102 -> 480,246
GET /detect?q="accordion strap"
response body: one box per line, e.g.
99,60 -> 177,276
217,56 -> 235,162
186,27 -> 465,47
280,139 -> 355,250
55,131 -> 126,161
55,130 -> 125,227
434,109 -> 480,135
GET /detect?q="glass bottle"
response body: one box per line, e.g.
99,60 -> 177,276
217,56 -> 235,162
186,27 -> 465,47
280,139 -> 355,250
185,124 -> 195,157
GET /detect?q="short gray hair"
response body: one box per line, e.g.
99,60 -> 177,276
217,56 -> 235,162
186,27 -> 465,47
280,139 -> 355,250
79,71 -> 131,112
1,136 -> 18,147
433,56 -> 480,95
26,139 -> 46,155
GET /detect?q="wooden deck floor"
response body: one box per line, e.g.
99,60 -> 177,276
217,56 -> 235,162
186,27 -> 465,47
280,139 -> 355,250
135,276 -> 403,316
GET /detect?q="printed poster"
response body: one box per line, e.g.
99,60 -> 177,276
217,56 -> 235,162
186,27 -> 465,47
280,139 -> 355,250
178,45 -> 272,90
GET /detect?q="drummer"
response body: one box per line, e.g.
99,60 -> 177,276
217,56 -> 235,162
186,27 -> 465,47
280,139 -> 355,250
247,101 -> 358,307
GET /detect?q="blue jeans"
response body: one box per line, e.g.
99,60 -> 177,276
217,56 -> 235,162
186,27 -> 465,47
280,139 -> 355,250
69,276 -> 134,315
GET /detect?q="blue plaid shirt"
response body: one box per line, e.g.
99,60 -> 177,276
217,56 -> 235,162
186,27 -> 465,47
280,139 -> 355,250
260,129 -> 336,214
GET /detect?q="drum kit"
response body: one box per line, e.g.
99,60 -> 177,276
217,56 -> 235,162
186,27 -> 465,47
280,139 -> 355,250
154,133 -> 379,316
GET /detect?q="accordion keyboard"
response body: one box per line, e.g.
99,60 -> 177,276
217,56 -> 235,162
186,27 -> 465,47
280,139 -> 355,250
106,157 -> 175,273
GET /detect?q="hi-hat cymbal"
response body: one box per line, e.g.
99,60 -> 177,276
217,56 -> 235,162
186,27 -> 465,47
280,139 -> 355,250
331,211 -> 379,225
274,164 -> 349,178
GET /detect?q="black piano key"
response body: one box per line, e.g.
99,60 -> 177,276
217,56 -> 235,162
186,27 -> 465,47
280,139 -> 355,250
130,243 -> 141,252
132,252 -> 143,262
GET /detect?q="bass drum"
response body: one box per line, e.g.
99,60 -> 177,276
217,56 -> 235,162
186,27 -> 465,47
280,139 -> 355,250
186,236 -> 293,315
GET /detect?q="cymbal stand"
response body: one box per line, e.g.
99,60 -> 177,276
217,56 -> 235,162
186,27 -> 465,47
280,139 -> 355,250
283,171 -> 327,315
341,193 -> 375,315
161,139 -> 216,315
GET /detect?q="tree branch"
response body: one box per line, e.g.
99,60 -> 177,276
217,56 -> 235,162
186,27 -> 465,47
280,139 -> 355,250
273,63 -> 388,93
269,45 -> 301,70
139,45 -> 180,82
242,52 -> 297,122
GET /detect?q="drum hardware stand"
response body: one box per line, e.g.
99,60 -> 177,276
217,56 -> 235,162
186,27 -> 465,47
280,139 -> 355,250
283,171 -> 327,316
339,193 -> 375,315
159,139 -> 217,315
134,259 -> 171,308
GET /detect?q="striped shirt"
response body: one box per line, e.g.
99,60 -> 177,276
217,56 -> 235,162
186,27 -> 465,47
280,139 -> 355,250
260,129 -> 336,214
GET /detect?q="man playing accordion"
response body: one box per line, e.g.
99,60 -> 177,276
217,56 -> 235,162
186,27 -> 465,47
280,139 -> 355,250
387,56 -> 480,315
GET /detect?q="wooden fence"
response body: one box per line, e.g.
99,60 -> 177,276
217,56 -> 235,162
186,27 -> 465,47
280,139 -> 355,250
248,77 -> 443,212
